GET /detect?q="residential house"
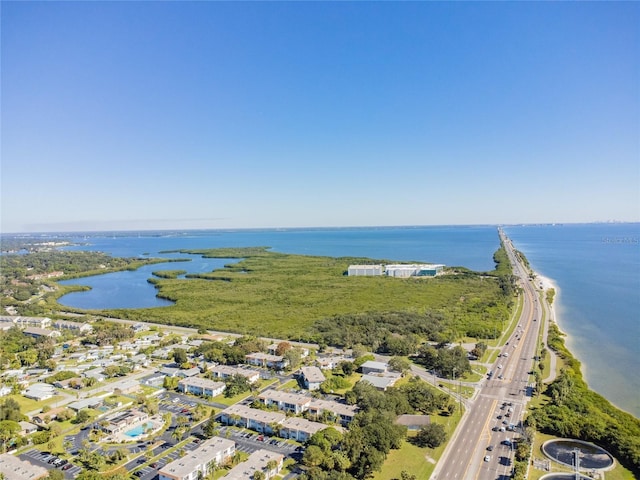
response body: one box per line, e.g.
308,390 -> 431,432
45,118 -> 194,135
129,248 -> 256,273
359,372 -> 401,391
31,407 -> 67,424
395,414 -> 431,431
23,384 -> 54,401
67,397 -> 103,412
18,421 -> 38,435
131,323 -> 148,333
158,366 -> 181,378
111,378 -> 140,395
141,373 -> 165,388
53,377 -> 83,389
177,367 -> 201,378
82,369 -> 107,383
360,360 -> 388,375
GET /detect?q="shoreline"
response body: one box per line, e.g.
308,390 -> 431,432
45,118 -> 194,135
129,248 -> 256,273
528,267 -> 638,419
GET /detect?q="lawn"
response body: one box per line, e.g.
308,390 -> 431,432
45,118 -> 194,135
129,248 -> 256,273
374,413 -> 462,480
372,440 -> 435,480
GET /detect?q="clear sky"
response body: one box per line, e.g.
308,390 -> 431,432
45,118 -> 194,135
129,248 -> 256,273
1,1 -> 638,233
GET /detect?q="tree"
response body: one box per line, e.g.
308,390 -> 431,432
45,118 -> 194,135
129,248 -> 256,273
265,459 -> 279,478
283,347 -> 303,370
173,348 -> 188,366
414,423 -> 446,448
388,356 -> 412,375
275,342 -> 292,356
303,445 -> 326,468
252,471 -> 265,480
202,413 -> 219,438
224,374 -> 251,397
46,470 -> 64,480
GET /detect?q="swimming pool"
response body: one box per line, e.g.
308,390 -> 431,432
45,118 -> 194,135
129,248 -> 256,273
124,422 -> 154,438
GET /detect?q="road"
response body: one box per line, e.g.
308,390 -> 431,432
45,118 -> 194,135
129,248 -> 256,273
431,229 -> 545,480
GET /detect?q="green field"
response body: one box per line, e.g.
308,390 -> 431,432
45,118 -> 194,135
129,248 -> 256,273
88,248 -> 510,340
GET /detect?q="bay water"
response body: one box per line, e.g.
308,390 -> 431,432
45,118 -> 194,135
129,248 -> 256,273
54,223 -> 638,417
503,223 -> 639,417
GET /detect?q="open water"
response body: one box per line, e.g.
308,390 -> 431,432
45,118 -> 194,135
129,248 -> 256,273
51,223 -> 638,417
502,223 -> 639,418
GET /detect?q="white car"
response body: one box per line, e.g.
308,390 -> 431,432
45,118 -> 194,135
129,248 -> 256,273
484,455 -> 491,462
497,364 -> 503,369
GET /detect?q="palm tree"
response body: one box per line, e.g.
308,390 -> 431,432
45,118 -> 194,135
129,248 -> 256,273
253,471 -> 266,480
171,427 -> 184,443
265,459 -> 279,478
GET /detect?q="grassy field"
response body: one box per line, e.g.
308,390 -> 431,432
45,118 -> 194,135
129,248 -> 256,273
374,412 -> 463,480
89,248 -> 509,340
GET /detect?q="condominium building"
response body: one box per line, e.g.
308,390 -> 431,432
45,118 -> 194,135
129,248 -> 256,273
158,436 -> 236,480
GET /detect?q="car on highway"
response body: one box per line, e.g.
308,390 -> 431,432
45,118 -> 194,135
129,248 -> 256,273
486,445 -> 494,451
484,455 -> 491,462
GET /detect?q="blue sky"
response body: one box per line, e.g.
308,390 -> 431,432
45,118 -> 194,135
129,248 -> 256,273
2,2 -> 638,233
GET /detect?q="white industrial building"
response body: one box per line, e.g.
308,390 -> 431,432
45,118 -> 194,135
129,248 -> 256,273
347,265 -> 384,276
384,264 -> 445,277
348,264 -> 444,277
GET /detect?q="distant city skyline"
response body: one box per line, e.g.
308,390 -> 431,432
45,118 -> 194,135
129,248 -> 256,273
2,2 -> 639,233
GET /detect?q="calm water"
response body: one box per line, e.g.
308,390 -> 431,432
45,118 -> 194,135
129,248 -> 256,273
57,225 -> 500,309
503,223 -> 640,417
52,223 -> 639,417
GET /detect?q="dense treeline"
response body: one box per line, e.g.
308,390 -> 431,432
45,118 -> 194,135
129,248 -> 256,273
528,325 -> 640,475
81,321 -> 133,346
300,377 -> 449,479
0,249 -> 170,316
0,250 -> 155,279
313,311 -> 445,350
413,343 -> 472,379
0,326 -> 56,369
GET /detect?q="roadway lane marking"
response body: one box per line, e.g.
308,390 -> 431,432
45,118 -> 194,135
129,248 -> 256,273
458,398 -> 496,480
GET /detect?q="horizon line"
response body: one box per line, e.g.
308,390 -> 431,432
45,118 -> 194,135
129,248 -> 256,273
2,220 -> 639,236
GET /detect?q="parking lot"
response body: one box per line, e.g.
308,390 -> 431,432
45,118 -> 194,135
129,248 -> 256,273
17,390 -> 302,480
20,449 -> 82,479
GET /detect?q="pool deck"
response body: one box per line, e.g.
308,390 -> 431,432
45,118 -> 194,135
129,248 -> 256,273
112,415 -> 164,443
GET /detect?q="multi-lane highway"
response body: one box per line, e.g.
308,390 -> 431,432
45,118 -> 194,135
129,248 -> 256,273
431,229 -> 545,480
